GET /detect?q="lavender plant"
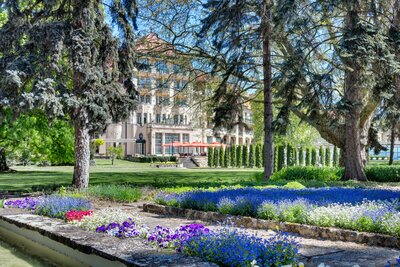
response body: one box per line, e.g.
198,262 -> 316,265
35,196 -> 91,219
4,197 -> 41,210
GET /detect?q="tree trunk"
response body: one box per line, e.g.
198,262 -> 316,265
262,0 -> 274,181
389,122 -> 396,165
0,147 -> 9,172
72,119 -> 90,188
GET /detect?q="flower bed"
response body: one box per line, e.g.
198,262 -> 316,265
155,187 -> 400,237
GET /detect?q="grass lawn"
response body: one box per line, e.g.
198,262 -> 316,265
0,159 -> 261,192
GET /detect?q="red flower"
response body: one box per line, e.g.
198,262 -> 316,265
65,210 -> 93,221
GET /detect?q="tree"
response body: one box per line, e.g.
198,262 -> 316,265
299,147 -> 304,166
319,146 -> 325,166
231,145 -> 237,167
325,147 -> 331,167
311,148 -> 317,166
333,146 -> 339,167
0,1 -> 138,188
214,147 -> 220,167
274,146 -> 278,172
107,146 -> 124,165
208,147 -> 214,167
242,145 -> 249,168
249,144 -> 255,168
277,145 -> 285,171
256,144 -> 263,168
287,144 -> 294,166
236,145 -> 243,168
224,146 -> 230,168
219,147 -> 225,168
305,148 -> 311,166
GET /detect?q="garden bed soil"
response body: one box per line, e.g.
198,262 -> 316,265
143,203 -> 400,249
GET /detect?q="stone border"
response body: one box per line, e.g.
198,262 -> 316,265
0,209 -> 216,267
143,203 -> 400,249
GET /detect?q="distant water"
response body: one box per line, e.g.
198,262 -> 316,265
0,240 -> 52,267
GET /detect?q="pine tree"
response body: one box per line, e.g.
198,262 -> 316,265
287,144 -> 294,166
294,148 -> 298,166
231,145 -> 237,167
305,148 -> 311,166
255,144 -> 262,168
219,147 -> 225,168
249,144 -> 255,168
325,147 -> 331,167
242,145 -> 249,168
236,145 -> 243,168
274,146 -> 278,172
224,146 -> 230,168
208,147 -> 214,167
278,145 -> 285,171
333,146 -> 339,167
299,146 -> 304,166
311,148 -> 317,166
319,146 -> 325,166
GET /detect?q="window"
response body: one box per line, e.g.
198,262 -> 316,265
137,59 -> 151,72
140,95 -> 145,103
155,133 -> 162,154
136,113 -> 142,126
174,115 -> 179,124
138,77 -> 151,87
182,134 -> 190,153
162,114 -> 166,123
156,114 -> 161,123
207,136 -> 213,144
165,133 -> 180,154
158,79 -> 169,90
143,113 -> 148,124
145,95 -> 151,104
155,61 -> 169,74
180,115 -> 184,124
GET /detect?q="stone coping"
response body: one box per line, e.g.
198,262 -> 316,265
143,203 -> 400,249
0,208 -> 216,267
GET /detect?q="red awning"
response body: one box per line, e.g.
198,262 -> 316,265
209,142 -> 224,147
190,141 -> 209,147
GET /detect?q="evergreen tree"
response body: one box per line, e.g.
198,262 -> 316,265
242,145 -> 249,168
219,147 -> 225,168
294,148 -> 299,166
236,145 -> 243,168
274,146 -> 278,172
277,145 -> 285,171
333,146 -> 339,167
255,144 -> 262,168
319,146 -> 325,166
224,146 -> 230,168
249,144 -> 255,168
305,148 -> 311,166
299,146 -> 304,166
311,148 -> 317,166
287,144 -> 294,166
208,147 -> 214,167
231,145 -> 237,167
214,147 -> 220,167
325,147 -> 331,167
0,0 -> 138,187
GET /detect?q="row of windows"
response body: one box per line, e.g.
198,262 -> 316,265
137,59 -> 184,74
155,133 -> 190,154
137,113 -> 189,126
139,95 -> 188,107
137,77 -> 187,90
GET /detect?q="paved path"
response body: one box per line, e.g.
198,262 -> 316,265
102,202 -> 400,267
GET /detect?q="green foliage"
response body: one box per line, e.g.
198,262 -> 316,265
255,144 -> 262,168
271,166 -> 342,182
319,146 -> 325,166
287,144 -> 294,166
364,166 -> 400,182
305,148 -> 311,166
299,147 -> 304,166
107,146 -> 124,165
236,145 -> 242,168
311,148 -> 317,166
277,145 -> 285,171
126,156 -> 177,163
85,185 -> 141,202
230,146 -> 236,167
208,147 -> 214,167
333,146 -> 339,167
219,147 -> 225,168
274,146 -> 278,172
224,146 -> 230,168
283,181 -> 306,189
325,147 -> 331,167
249,144 -> 255,168
242,145 -> 248,168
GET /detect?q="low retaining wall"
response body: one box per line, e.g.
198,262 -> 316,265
0,209 -> 216,267
143,203 -> 400,249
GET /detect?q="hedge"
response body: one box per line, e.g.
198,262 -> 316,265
270,166 -> 400,182
125,156 -> 177,163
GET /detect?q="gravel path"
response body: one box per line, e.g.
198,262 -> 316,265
99,202 -> 400,267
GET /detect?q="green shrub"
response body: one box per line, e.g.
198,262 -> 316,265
242,145 -> 248,168
85,185 -> 141,202
277,145 -> 285,171
271,166 -> 342,181
255,144 -> 262,168
365,166 -> 400,182
305,148 -> 311,166
208,147 -> 214,167
283,181 -> 306,189
231,145 -> 237,167
249,144 -> 255,168
299,147 -> 304,166
325,147 -> 331,167
287,144 -> 294,166
219,147 -> 225,168
274,146 -> 278,172
333,146 -> 339,167
236,145 -> 242,168
311,148 -> 317,166
319,146 -> 325,166
126,156 -> 177,163
214,147 -> 219,167
224,147 -> 230,168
